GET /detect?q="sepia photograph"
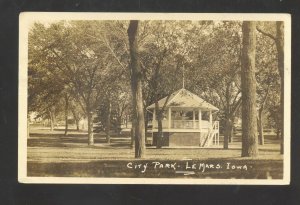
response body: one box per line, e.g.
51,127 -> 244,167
18,13 -> 291,184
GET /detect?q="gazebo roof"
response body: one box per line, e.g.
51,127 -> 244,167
146,88 -> 219,111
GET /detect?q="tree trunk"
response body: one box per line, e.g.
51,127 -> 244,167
134,84 -> 146,158
228,119 -> 234,143
228,131 -> 232,143
128,20 -> 146,158
87,110 -> 94,145
280,76 -> 284,154
76,121 -> 80,131
275,21 -> 284,155
117,116 -> 122,136
155,102 -> 164,148
50,116 -> 54,131
223,118 -> 230,149
64,95 -> 69,136
241,21 -> 259,157
27,115 -> 30,138
258,85 -> 269,146
224,115 -> 234,148
52,111 -> 57,129
131,119 -> 136,148
106,101 -> 111,144
49,110 -> 54,131
258,109 -> 264,145
71,106 -> 80,131
229,124 -> 235,143
257,21 -> 285,154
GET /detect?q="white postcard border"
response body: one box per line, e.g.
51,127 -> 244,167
18,12 -> 291,185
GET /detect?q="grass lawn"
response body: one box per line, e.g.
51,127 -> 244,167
26,127 -> 283,179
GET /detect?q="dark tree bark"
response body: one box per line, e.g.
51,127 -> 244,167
224,116 -> 234,149
155,102 -> 163,148
131,118 -> 136,148
258,86 -> 269,145
27,116 -> 30,138
222,80 -> 241,148
106,100 -> 111,144
223,119 -> 229,149
128,20 -> 146,158
224,84 -> 232,147
229,123 -> 235,143
223,102 -> 241,148
87,109 -> 94,145
49,116 -> 54,131
70,105 -> 80,131
154,94 -> 172,148
71,107 -> 80,131
275,21 -> 284,154
52,111 -> 57,129
48,109 -> 54,131
241,21 -> 259,157
64,94 -> 69,136
76,119 -> 80,131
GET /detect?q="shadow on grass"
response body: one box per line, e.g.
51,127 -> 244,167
28,132 -> 132,148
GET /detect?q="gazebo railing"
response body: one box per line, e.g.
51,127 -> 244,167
171,120 -> 199,129
151,119 -> 212,130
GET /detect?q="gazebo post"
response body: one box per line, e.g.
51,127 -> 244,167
199,109 -> 202,131
193,110 -> 196,129
168,107 -> 171,130
153,110 -> 156,129
209,110 -> 213,134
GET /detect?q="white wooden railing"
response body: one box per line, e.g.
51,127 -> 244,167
172,120 -> 198,129
152,120 -> 211,130
202,121 -> 220,147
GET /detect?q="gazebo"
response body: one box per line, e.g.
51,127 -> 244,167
146,88 -> 219,147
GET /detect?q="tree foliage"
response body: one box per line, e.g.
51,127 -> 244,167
28,20 -> 282,156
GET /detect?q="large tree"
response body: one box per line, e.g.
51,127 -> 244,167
140,21 -> 193,148
256,21 -> 284,154
29,21 -> 115,145
95,82 -> 131,143
276,22 -> 285,154
241,21 -> 258,157
28,30 -> 66,132
127,20 -> 146,158
255,27 -> 279,145
188,21 -> 242,149
69,98 -> 84,131
208,22 -> 242,149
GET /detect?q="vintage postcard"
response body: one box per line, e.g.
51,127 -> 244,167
18,12 -> 291,184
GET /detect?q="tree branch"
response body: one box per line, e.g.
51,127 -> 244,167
256,26 -> 276,41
